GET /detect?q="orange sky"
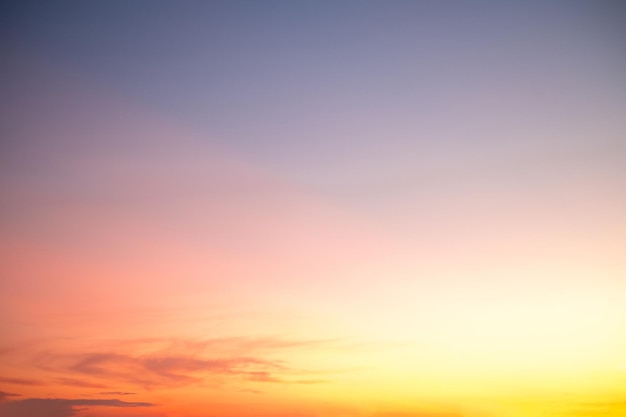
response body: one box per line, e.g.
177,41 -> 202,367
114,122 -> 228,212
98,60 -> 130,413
2,2 -> 626,416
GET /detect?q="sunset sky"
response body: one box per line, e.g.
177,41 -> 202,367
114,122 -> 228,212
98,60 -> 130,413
1,1 -> 626,416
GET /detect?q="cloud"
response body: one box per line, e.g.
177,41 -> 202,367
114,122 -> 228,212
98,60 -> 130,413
98,391 -> 136,395
40,351 -> 307,388
0,376 -> 45,386
15,337 -> 337,395
0,391 -> 20,402
0,397 -> 154,417
56,377 -> 108,388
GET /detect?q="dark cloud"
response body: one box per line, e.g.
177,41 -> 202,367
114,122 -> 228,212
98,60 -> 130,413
0,376 -> 45,386
0,397 -> 154,417
0,391 -> 20,402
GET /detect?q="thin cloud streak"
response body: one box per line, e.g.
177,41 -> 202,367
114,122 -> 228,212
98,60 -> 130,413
0,397 -> 154,417
55,377 -> 108,389
0,376 -> 45,386
98,391 -> 136,395
0,391 -> 21,402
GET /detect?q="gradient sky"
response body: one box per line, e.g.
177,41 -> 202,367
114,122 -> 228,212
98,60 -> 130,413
1,1 -> 626,416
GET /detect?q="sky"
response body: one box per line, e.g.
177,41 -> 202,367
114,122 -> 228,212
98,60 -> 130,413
1,1 -> 625,416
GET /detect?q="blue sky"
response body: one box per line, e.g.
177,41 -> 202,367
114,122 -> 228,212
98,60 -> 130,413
3,0 -> 625,231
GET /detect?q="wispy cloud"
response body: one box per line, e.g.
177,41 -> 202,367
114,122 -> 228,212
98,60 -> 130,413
55,377 -> 108,388
98,391 -> 136,395
34,337 -> 330,389
0,376 -> 45,386
0,397 -> 154,417
46,352 -> 294,388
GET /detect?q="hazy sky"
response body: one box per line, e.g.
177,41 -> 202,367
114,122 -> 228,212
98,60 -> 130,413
1,2 -> 626,417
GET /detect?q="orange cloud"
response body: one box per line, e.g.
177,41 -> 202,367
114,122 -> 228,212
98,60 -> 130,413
29,337 -> 332,390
